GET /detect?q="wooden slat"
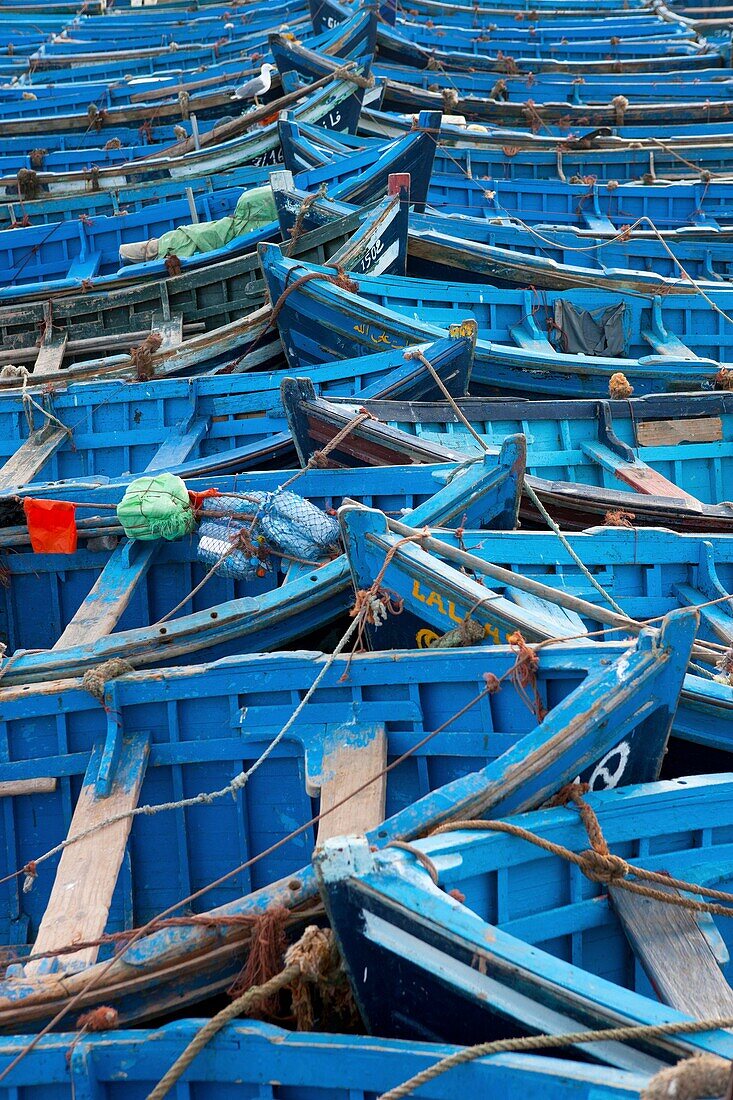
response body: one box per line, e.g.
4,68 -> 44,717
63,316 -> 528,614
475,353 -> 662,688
610,883 -> 733,1018
34,331 -> 67,375
27,733 -> 149,974
145,416 -> 207,471
581,441 -> 703,510
316,723 -> 387,844
151,310 -> 184,351
53,540 -> 159,650
635,417 -> 723,448
0,777 -> 56,797
0,426 -> 66,491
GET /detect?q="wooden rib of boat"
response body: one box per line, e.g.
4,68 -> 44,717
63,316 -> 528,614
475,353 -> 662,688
317,775 -> 733,1066
0,613 -> 694,1028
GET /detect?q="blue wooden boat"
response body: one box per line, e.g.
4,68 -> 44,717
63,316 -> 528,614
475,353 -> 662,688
0,124 -> 428,300
0,438 -> 522,683
0,613 -> 694,1028
378,75 -> 733,130
0,188 -> 411,379
286,122 -> 733,223
311,0 -> 716,69
317,774 -> 733,1067
0,8 -> 374,129
405,223 -> 733,295
358,108 -> 733,182
0,160 -> 425,363
372,61 -> 733,102
271,173 -> 733,285
259,244 -> 733,397
281,385 -> 733,532
0,112 -> 408,233
0,1019 -> 653,1099
0,332 -> 472,492
0,68 -> 369,216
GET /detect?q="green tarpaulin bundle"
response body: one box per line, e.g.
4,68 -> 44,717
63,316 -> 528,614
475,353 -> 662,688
117,473 -> 197,541
156,185 -> 278,259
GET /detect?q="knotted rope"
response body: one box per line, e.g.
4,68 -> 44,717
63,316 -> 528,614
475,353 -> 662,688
428,782 -> 733,915
146,926 -> 353,1100
642,1054 -> 731,1100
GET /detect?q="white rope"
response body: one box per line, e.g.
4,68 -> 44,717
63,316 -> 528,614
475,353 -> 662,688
17,615 -> 363,888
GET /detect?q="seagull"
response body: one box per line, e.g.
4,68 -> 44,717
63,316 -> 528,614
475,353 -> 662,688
232,62 -> 277,106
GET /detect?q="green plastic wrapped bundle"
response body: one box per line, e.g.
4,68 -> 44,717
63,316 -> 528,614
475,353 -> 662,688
155,185 -> 278,259
117,473 -> 196,541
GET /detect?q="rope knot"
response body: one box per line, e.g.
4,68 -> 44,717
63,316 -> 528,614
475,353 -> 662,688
21,861 -> 37,894
76,1006 -> 119,1032
81,658 -> 135,703
609,371 -> 633,399
579,848 -> 629,884
483,672 -> 501,693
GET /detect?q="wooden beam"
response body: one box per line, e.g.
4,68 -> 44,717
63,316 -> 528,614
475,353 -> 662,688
610,883 -> 733,1019
316,723 -> 387,845
34,331 -> 67,375
26,732 -> 149,975
53,540 -> 159,650
0,426 -> 67,492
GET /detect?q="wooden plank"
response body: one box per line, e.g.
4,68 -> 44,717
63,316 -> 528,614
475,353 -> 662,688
26,732 -> 149,974
0,777 -> 56,797
635,417 -> 724,448
151,310 -> 184,351
581,441 -> 703,510
34,331 -> 67,375
53,540 -> 159,650
0,425 -> 66,491
316,723 -> 387,845
610,883 -> 733,1019
145,416 -> 207,471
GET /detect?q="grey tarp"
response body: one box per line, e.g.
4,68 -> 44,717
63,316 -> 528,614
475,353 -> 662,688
553,301 -> 627,357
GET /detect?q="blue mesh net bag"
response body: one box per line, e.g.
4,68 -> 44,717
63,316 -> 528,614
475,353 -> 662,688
259,490 -> 340,560
196,492 -> 271,580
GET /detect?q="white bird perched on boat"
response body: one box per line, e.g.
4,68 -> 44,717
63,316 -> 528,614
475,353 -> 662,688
231,62 -> 277,105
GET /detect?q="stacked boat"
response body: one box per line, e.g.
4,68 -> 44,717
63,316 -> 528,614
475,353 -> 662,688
2,0 -> 733,1094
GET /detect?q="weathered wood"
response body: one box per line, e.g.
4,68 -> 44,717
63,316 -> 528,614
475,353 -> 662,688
316,723 -> 387,844
27,732 -> 149,974
53,541 -> 159,650
0,777 -> 56,797
581,441 -> 703,509
34,331 -> 67,375
636,417 -> 724,448
0,426 -> 67,491
151,311 -> 184,350
610,883 -> 733,1019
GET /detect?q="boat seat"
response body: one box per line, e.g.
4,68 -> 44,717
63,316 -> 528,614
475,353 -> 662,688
641,326 -> 700,360
509,317 -> 555,353
610,882 -> 733,1021
67,251 -> 102,282
580,440 -> 703,508
580,212 -> 617,234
